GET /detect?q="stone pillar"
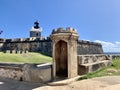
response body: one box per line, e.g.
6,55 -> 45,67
68,40 -> 78,78
50,27 -> 79,79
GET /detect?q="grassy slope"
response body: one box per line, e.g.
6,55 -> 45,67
0,52 -> 52,63
79,58 -> 120,80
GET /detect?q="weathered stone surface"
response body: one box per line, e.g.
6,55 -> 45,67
0,37 -> 103,56
78,60 -> 111,75
0,68 -> 23,80
78,54 -> 112,64
111,54 -> 120,59
22,63 -> 52,83
2,39 -> 52,55
77,54 -> 112,75
77,40 -> 103,54
0,63 -> 52,83
0,63 -> 23,80
50,27 -> 79,79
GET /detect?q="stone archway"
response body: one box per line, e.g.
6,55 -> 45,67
55,40 -> 68,77
50,28 -> 79,79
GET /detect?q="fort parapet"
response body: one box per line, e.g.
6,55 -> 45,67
52,27 -> 77,34
0,27 -> 103,55
77,40 -> 103,54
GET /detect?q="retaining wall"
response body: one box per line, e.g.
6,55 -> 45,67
0,63 -> 52,83
0,54 -> 119,82
77,54 -> 120,75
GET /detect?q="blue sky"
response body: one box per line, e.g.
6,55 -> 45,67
0,0 -> 120,52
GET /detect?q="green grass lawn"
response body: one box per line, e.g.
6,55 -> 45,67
79,58 -> 120,80
0,52 -> 52,64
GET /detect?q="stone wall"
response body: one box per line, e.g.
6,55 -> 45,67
110,54 -> 120,59
77,40 -> 103,54
0,63 -> 52,83
0,38 -> 103,55
0,43 -> 4,51
23,63 -> 52,83
2,38 -> 52,56
77,54 -> 112,75
0,54 -> 119,82
0,38 -> 5,51
77,54 -> 120,75
0,64 -> 23,81
77,54 -> 112,64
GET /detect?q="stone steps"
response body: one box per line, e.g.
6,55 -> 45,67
78,60 -> 111,75
77,54 -> 112,64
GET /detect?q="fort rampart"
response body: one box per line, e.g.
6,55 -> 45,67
0,37 -> 103,55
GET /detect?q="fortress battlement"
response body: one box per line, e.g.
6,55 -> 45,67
78,40 -> 102,46
52,27 -> 78,34
4,37 -> 48,43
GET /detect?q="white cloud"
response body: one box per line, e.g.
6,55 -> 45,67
82,39 -> 90,41
94,40 -> 120,52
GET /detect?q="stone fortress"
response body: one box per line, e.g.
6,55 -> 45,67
0,21 -> 116,83
0,21 -> 103,55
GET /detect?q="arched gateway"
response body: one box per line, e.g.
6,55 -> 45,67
50,27 -> 79,79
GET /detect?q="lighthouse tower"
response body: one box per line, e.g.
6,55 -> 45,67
30,21 -> 42,38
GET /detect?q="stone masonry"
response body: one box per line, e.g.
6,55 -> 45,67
0,38 -> 103,56
50,27 -> 79,79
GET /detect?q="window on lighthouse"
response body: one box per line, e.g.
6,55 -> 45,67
36,33 -> 38,36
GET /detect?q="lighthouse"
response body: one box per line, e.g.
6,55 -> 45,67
30,21 -> 42,38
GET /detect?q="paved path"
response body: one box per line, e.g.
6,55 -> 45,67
0,78 -> 43,90
0,76 -> 120,90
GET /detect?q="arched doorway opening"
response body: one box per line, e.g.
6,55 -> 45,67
55,40 -> 68,77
